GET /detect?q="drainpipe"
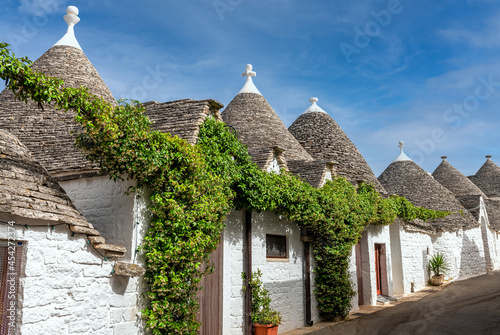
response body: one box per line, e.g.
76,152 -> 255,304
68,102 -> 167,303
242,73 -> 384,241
244,210 -> 252,335
301,235 -> 314,326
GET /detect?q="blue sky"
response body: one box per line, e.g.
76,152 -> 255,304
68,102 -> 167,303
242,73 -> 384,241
1,0 -> 500,177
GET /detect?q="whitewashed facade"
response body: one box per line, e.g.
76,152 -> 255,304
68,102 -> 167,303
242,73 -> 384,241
222,211 -> 319,334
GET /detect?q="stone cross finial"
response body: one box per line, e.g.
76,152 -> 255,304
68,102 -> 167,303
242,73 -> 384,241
238,64 -> 261,95
53,5 -> 82,51
242,64 -> 256,78
393,140 -> 412,162
398,141 -> 404,151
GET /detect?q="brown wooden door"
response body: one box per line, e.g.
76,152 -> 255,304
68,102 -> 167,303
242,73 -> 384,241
355,243 -> 364,305
375,244 -> 382,296
197,237 -> 223,335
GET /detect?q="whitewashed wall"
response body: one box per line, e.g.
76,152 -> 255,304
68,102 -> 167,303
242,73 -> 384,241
60,176 -> 135,260
479,198 -> 500,271
0,221 -> 148,335
393,220 -> 487,296
222,210 -> 245,335
222,210 -> 318,334
358,224 -> 393,305
348,245 -> 359,312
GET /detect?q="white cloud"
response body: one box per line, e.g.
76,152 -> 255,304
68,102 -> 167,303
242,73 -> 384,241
18,0 -> 67,17
439,13 -> 500,49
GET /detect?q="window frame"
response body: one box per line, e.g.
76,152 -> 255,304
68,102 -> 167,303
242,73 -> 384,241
265,234 -> 289,260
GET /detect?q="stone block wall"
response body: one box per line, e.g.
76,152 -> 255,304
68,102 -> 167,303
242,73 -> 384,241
0,223 -> 147,335
396,221 -> 487,296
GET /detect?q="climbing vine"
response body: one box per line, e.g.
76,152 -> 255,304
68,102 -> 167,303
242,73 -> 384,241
0,43 -> 450,333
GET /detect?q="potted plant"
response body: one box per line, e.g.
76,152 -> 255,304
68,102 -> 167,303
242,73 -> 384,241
242,269 -> 282,335
428,252 -> 449,286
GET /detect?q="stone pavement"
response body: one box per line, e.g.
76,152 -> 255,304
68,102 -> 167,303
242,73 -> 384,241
282,271 -> 500,335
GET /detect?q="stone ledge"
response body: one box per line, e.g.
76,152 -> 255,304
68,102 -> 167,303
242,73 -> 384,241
70,225 -> 100,236
94,244 -> 126,253
114,262 -> 146,277
88,236 -> 105,245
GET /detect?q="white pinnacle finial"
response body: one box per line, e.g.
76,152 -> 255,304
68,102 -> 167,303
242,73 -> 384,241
53,6 -> 82,51
238,64 -> 262,95
303,97 -> 327,114
393,140 -> 412,162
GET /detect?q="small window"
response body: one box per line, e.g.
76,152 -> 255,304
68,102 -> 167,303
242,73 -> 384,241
266,234 -> 288,259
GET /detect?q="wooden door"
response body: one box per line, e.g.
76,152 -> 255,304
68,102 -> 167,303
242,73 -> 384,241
375,244 -> 382,296
355,243 -> 364,305
197,237 -> 223,334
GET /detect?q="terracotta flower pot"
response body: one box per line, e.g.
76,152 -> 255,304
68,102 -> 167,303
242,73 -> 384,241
431,274 -> 444,286
254,324 -> 278,335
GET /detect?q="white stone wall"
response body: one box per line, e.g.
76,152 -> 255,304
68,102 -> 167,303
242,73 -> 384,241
222,210 -> 245,335
394,220 -> 487,296
348,245 -> 359,312
251,211 -> 316,333
0,221 -> 148,335
479,198 -> 500,271
222,210 -> 318,334
60,176 -> 136,260
492,230 -> 500,270
358,224 -> 393,305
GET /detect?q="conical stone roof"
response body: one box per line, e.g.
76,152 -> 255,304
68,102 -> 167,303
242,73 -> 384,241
289,98 -> 385,193
378,157 -> 477,232
222,66 -> 313,163
469,157 -> 500,198
0,8 -> 116,177
432,158 -> 486,198
0,129 -> 91,227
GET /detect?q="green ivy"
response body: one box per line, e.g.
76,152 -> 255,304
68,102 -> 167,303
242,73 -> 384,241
0,43 -> 450,333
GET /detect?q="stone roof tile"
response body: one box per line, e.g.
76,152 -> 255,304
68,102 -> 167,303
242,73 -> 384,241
143,99 -> 223,144
0,129 -> 90,227
469,158 -> 500,197
222,93 -> 313,162
378,160 -> 477,232
288,103 -> 385,193
0,45 -> 116,177
432,158 -> 486,198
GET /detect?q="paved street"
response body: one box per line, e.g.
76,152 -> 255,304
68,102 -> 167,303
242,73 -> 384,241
313,271 -> 500,335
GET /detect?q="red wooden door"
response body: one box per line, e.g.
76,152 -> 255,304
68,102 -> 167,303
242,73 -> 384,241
197,237 -> 223,334
375,244 -> 382,296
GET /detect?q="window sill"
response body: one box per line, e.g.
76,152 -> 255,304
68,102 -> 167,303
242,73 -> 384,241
266,258 -> 289,262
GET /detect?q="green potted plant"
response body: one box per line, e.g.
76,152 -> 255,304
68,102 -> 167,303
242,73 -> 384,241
428,252 -> 449,286
242,269 -> 282,335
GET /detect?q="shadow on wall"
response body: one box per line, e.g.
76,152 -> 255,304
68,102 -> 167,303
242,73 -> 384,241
458,232 -> 486,279
421,248 -> 429,285
224,210 -> 245,247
